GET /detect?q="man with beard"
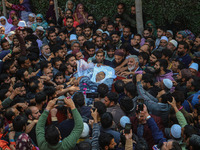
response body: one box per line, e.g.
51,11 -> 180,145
92,49 -> 112,66
111,31 -> 122,49
105,44 -> 116,62
111,49 -> 125,68
154,36 -> 168,52
65,16 -> 76,36
48,30 -> 58,50
83,42 -> 96,62
155,26 -> 166,48
25,106 -> 41,145
192,36 -> 200,52
154,59 -> 174,84
138,52 -> 149,69
83,24 -> 93,41
175,69 -> 192,97
149,51 -> 162,67
87,14 -> 97,33
140,27 -> 152,46
78,35 -> 86,49
130,34 -> 142,55
120,55 -> 141,78
176,41 -> 191,68
40,44 -> 51,61
65,54 -> 77,72
95,36 -> 104,50
121,26 -> 132,44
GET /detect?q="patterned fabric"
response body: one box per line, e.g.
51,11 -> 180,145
16,133 -> 33,150
7,10 -> 17,24
11,4 -> 25,11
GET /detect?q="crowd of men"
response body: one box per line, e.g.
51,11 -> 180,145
0,1 -> 200,150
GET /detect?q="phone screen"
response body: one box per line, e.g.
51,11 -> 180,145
124,123 -> 132,134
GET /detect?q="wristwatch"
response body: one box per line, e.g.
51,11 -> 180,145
146,115 -> 151,120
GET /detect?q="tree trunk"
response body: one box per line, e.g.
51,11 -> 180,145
54,0 -> 59,22
135,0 -> 144,35
2,0 -> 7,17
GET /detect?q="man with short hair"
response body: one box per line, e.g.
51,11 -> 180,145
111,31 -> 122,49
121,26 -> 132,44
92,49 -> 112,66
65,16 -> 76,35
84,25 -> 93,41
104,92 -> 125,126
176,41 -> 191,68
155,26 -> 166,48
130,34 -> 142,55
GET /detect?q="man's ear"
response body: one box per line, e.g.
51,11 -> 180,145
105,146 -> 109,150
28,115 -> 32,120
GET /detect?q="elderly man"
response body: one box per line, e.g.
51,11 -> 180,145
40,44 -> 51,61
120,55 -> 142,79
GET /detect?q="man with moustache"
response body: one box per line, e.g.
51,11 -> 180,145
111,49 -> 125,68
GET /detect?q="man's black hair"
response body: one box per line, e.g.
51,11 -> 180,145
151,51 -> 162,59
35,92 -> 46,104
13,82 -> 25,89
18,56 -> 29,67
65,54 -> 75,62
52,57 -> 62,66
93,101 -> 106,117
178,41 -> 189,50
138,52 -> 149,62
120,97 -> 134,115
13,115 -> 27,132
142,73 -> 154,85
110,31 -> 120,37
105,43 -> 116,52
5,108 -> 15,121
0,39 -> 9,47
0,89 -> 8,101
0,73 -> 9,83
45,124 -> 60,145
73,92 -> 85,107
124,82 -> 137,98
114,80 -> 125,94
40,60 -> 49,72
161,93 -> 173,104
106,92 -> 119,105
29,79 -> 40,93
100,112 -> 113,129
135,138 -> 149,150
156,59 -> 168,72
16,68 -> 27,81
43,86 -> 56,99
162,48 -> 173,59
86,41 -> 95,50
27,52 -> 39,61
157,26 -> 167,32
172,91 -> 185,105
97,83 -> 109,98
99,132 -> 114,150
2,59 -> 15,73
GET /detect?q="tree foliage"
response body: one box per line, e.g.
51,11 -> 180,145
7,0 -> 200,35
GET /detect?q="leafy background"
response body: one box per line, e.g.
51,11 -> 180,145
4,0 -> 200,35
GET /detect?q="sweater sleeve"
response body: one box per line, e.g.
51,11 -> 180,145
36,110 -> 49,148
125,139 -> 133,150
176,111 -> 187,127
91,123 -> 100,150
147,117 -> 166,144
2,97 -> 13,108
62,108 -> 83,149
